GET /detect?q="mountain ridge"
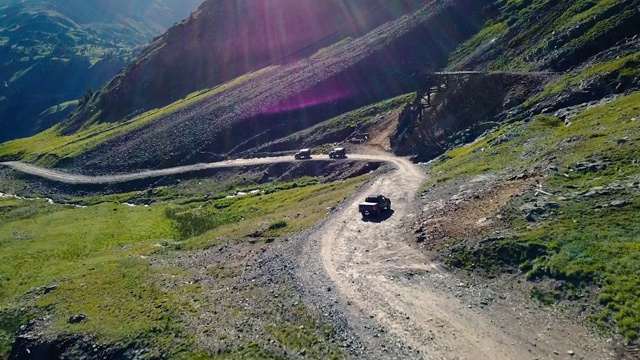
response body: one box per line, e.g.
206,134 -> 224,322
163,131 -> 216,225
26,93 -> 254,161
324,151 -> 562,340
66,0 -> 431,127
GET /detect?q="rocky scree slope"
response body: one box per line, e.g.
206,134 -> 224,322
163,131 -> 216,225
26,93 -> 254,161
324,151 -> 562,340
0,0 -> 203,142
63,0 -> 428,129
56,0 -> 492,174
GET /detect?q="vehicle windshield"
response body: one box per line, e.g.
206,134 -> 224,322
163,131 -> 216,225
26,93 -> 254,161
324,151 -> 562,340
365,196 -> 378,203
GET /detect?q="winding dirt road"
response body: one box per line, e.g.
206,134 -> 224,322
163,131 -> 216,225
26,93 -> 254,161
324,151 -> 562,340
304,155 -> 614,359
0,154 -> 388,184
1,155 -> 615,359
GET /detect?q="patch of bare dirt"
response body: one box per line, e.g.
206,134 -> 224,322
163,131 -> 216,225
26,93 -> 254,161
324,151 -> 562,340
367,107 -> 404,151
417,177 -> 533,250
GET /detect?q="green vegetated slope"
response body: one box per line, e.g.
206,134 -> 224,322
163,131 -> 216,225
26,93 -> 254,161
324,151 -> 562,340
424,0 -> 640,342
310,93 -> 414,136
450,0 -> 639,71
0,67 -> 276,166
432,90 -> 640,341
0,175 -> 367,357
524,50 -> 640,108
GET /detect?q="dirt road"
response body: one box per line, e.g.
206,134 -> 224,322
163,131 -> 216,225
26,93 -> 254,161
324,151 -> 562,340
302,155 -> 615,359
0,154 -> 388,184
1,155 -> 615,359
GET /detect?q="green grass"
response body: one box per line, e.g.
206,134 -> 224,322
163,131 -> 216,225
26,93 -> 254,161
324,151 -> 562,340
425,124 -> 521,187
510,197 -> 640,341
460,0 -> 635,71
264,305 -> 340,360
166,175 -> 370,249
39,100 -> 79,116
524,51 -> 640,107
0,201 -> 175,302
0,66 -> 278,165
564,6 -> 636,49
0,198 -> 186,355
429,91 -> 640,186
309,93 -> 413,137
448,21 -> 508,67
35,259 -> 201,357
0,174 -> 369,357
435,92 -> 640,341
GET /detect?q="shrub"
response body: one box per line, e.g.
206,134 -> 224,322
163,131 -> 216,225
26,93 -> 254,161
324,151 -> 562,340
268,219 -> 288,231
164,207 -> 215,239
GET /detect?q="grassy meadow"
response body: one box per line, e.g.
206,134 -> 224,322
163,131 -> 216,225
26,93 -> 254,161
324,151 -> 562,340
433,91 -> 640,341
0,174 -> 369,357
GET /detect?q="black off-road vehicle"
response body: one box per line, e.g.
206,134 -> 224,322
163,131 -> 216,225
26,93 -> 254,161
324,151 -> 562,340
294,149 -> 311,160
358,195 -> 391,217
329,147 -> 346,158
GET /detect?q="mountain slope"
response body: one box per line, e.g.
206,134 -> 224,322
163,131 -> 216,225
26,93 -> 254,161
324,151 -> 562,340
1,0 -> 640,357
64,0 -> 429,127
1,0 -> 637,175
2,0 -> 490,174
0,0 -> 203,142
397,0 -> 640,347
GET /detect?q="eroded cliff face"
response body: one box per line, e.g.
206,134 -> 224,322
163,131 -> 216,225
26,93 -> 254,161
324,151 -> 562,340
65,0 -> 429,129
391,73 -> 552,161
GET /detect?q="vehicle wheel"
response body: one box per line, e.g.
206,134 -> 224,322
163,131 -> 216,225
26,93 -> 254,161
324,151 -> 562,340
376,208 -> 381,216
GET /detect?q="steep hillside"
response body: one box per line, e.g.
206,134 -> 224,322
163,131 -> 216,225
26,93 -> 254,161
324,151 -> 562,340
0,0 -> 203,142
0,0 -> 492,173
65,0 -> 428,127
393,0 -> 640,160
1,0 -> 640,358
402,0 -> 640,348
449,0 -> 640,72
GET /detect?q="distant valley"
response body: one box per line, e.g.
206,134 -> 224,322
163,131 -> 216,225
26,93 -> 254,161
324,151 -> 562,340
0,0 -> 203,142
